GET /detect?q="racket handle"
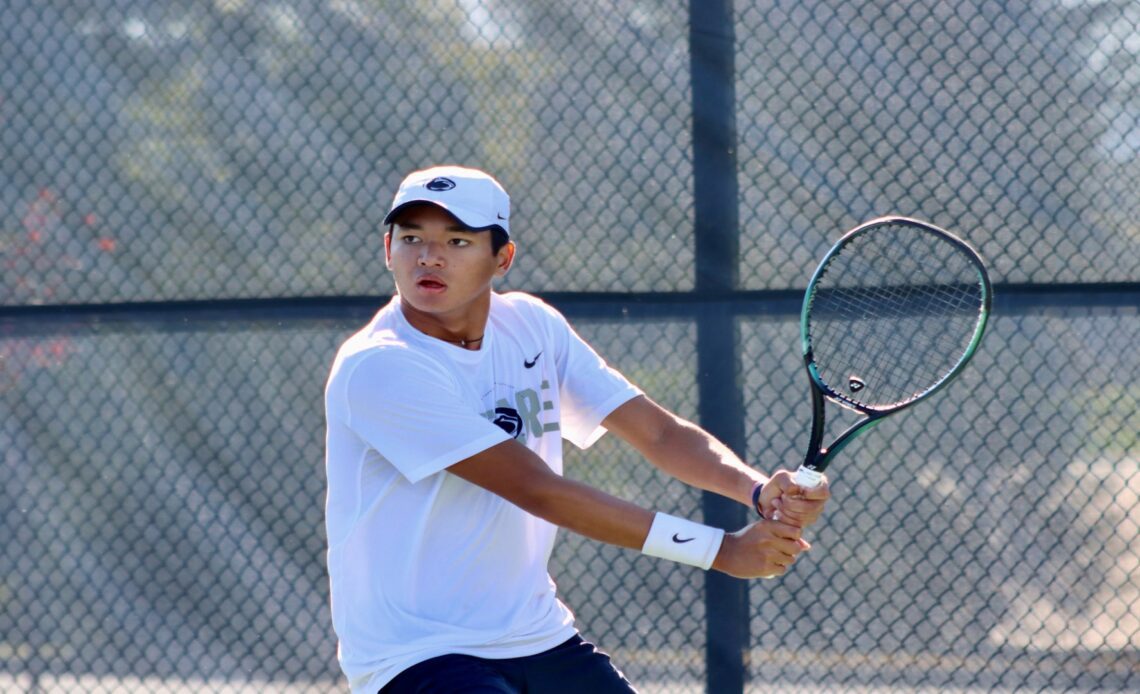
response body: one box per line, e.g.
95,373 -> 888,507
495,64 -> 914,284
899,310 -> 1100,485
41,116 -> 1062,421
794,465 -> 823,488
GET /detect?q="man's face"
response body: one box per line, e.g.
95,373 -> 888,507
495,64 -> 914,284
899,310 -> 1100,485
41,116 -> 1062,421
384,204 -> 514,320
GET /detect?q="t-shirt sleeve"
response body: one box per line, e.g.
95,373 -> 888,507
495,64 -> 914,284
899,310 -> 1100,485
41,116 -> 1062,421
335,349 -> 512,484
544,306 -> 642,449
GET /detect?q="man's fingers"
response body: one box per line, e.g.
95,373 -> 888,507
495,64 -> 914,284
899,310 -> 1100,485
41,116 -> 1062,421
766,519 -> 803,541
763,525 -> 810,556
801,482 -> 830,500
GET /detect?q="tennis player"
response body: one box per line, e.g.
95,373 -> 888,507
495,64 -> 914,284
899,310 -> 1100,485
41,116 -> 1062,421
324,165 -> 830,693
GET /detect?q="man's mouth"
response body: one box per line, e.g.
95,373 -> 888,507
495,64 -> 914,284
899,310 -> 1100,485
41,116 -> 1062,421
416,276 -> 447,291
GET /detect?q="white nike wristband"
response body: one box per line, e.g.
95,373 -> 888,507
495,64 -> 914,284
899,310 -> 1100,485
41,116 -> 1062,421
640,512 -> 725,570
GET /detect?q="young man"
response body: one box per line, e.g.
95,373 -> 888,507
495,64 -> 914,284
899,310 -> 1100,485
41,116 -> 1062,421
324,165 -> 830,693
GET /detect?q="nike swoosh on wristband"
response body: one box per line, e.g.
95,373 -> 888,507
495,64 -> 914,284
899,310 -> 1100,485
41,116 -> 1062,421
672,533 -> 695,543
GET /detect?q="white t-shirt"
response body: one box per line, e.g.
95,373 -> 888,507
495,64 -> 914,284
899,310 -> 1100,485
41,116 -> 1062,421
324,291 -> 642,693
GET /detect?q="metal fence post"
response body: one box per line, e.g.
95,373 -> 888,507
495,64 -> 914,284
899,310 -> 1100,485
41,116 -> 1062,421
690,1 -> 747,693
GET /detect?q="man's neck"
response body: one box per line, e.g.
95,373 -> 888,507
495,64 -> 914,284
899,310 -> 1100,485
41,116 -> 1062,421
397,293 -> 493,350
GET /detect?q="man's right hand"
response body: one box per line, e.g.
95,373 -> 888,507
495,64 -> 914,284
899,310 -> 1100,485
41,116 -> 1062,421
711,519 -> 811,579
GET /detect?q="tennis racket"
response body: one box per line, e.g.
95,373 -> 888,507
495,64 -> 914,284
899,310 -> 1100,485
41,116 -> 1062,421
794,216 -> 992,488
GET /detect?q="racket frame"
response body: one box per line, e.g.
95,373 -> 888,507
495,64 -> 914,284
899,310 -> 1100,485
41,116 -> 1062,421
797,216 -> 993,481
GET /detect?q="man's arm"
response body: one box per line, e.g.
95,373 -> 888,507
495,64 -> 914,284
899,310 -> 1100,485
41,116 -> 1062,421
601,394 -> 829,528
449,438 -> 654,550
447,438 -> 808,578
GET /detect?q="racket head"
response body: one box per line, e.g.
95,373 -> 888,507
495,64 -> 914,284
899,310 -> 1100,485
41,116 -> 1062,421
800,216 -> 992,416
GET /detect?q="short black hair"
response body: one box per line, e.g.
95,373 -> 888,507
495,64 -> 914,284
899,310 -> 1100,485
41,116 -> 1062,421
487,227 -> 510,255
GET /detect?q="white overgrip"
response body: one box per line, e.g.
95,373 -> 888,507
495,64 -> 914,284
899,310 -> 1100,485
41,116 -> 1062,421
794,465 -> 823,488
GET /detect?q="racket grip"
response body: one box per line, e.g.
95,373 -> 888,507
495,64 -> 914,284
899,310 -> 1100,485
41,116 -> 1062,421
794,465 -> 823,488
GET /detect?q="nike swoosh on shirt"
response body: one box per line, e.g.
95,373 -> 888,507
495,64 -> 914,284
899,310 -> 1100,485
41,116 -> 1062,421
524,351 -> 542,368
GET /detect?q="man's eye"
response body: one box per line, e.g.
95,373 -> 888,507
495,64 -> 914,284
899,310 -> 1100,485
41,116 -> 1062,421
450,238 -> 471,247
400,235 -> 421,244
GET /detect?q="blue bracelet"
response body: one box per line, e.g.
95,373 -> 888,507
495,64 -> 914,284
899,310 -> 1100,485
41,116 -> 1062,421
751,480 -> 766,518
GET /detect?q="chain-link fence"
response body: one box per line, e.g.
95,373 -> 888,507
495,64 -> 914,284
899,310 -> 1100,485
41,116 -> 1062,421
2,1 -> 1138,692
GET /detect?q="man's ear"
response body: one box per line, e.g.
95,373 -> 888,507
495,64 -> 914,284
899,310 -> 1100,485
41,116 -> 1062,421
383,230 -> 393,269
495,241 -> 516,277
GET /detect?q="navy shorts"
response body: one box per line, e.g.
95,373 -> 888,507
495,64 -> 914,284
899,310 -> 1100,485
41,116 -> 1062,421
380,634 -> 637,693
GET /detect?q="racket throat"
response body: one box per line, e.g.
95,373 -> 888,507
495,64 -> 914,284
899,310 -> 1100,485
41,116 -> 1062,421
815,417 -> 887,469
803,385 -> 827,468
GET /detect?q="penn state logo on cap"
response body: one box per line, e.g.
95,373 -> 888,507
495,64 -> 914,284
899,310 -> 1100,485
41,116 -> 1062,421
425,177 -> 456,192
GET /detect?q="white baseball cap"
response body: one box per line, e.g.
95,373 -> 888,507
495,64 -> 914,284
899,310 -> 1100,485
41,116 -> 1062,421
383,165 -> 511,238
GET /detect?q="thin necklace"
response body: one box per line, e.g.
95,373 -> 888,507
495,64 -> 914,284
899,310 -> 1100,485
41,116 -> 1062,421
442,335 -> 484,348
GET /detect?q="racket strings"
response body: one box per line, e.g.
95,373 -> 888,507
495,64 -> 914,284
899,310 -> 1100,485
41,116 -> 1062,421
807,225 -> 985,409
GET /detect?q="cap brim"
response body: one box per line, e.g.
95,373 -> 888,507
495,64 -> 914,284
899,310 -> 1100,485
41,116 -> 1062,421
383,200 -> 509,237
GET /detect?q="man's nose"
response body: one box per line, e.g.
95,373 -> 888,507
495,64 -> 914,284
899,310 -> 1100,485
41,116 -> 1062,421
417,241 -> 445,266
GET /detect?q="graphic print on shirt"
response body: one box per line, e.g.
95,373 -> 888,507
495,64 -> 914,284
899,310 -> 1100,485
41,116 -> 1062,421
491,406 -> 524,438
481,379 -> 560,446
